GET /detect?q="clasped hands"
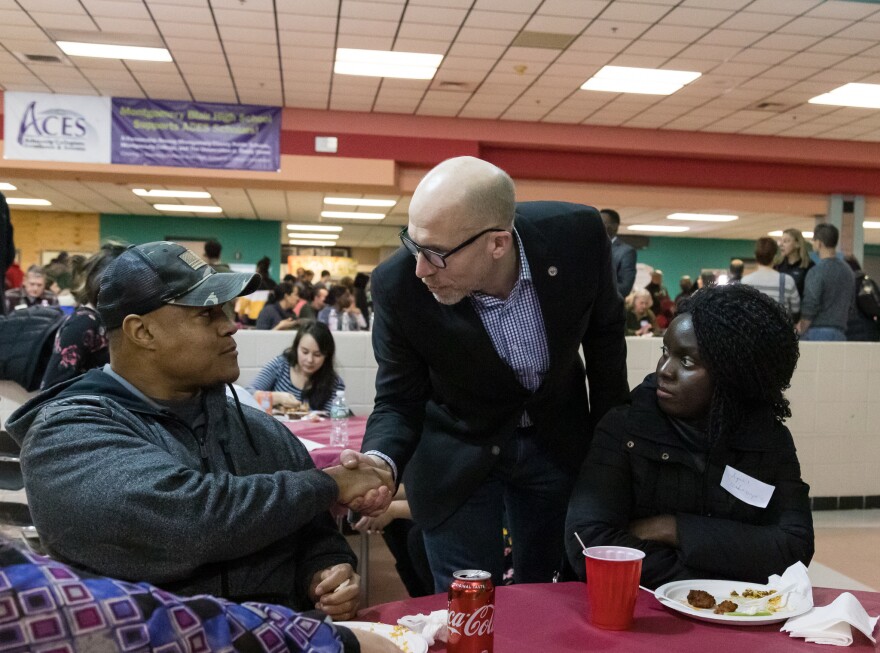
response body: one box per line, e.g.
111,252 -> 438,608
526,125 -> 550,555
310,563 -> 404,651
323,450 -> 395,514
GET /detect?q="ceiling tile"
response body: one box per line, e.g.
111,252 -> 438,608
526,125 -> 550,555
338,17 -> 398,36
537,0 -> 609,18
402,5 -> 468,25
93,17 -> 159,33
466,10 -> 530,30
522,15 -> 586,34
456,26 -> 518,45
662,7 -> 733,28
396,22 -> 459,41
697,28 -> 763,47
743,0 -> 823,15
639,23 -> 708,43
82,0 -> 151,18
27,12 -> 96,29
720,12 -> 792,31
150,4 -> 212,22
778,16 -> 852,36
340,1 -> 405,21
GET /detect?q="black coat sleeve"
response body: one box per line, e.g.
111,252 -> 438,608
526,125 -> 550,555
565,408 -> 688,588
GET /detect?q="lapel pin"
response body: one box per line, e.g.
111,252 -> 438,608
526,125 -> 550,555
548,266 -> 558,277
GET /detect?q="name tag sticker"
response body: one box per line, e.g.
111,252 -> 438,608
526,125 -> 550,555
720,465 -> 775,508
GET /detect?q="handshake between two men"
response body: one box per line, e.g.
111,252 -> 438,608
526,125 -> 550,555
323,449 -> 397,515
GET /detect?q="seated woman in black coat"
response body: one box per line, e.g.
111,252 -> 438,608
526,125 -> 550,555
566,283 -> 814,589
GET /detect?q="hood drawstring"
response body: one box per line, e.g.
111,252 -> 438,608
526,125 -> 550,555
227,383 -> 260,455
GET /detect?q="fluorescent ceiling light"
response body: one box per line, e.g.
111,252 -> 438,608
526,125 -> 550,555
5,198 -> 51,206
335,48 -> 442,79
57,41 -> 172,62
287,233 -> 340,240
581,65 -> 701,95
324,197 -> 397,207
0,183 -> 16,191
769,230 -> 813,238
863,222 -> 880,229
321,211 -> 385,220
627,224 -> 690,233
153,204 -> 222,213
667,213 -> 738,222
289,239 -> 337,247
133,188 -> 211,199
808,83 -> 880,109
287,224 -> 343,232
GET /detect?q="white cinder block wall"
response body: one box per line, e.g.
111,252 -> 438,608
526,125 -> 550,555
3,335 -> 880,500
625,338 -> 880,499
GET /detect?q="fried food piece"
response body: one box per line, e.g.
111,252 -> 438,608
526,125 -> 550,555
714,600 -> 738,614
741,588 -> 775,599
687,589 -> 716,609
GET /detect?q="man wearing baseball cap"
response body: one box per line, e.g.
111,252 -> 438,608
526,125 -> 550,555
8,242 -> 393,643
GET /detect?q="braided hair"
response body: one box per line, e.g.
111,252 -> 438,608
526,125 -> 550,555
678,283 -> 799,445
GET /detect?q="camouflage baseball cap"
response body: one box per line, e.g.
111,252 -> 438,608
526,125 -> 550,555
97,241 -> 260,329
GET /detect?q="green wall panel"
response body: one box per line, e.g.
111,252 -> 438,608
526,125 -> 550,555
629,236 -> 757,292
100,214 -> 280,266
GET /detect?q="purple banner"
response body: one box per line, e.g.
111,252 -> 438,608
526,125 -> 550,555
111,98 -> 280,171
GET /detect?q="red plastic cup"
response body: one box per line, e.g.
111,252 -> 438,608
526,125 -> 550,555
584,546 -> 645,630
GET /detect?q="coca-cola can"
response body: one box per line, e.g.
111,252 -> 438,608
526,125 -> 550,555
447,569 -> 495,653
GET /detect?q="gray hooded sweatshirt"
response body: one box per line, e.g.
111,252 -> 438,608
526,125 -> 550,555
6,367 -> 356,611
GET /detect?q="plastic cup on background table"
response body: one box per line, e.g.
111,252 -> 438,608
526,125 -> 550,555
583,546 -> 645,630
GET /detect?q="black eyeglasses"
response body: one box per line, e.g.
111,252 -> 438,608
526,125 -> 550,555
399,227 -> 508,269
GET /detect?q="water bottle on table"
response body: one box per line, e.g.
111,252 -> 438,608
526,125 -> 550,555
329,390 -> 349,447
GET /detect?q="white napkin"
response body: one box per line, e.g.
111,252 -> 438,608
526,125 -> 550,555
397,609 -> 448,646
768,561 -> 814,611
781,592 -> 879,646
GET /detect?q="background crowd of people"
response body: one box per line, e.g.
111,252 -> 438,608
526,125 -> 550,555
618,223 -> 879,343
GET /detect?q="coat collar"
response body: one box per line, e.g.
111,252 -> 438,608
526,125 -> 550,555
628,374 -> 788,453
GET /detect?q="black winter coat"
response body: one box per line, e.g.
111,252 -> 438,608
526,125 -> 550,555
566,374 -> 814,589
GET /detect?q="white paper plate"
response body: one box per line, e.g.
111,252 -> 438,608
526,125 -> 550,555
653,579 -> 813,626
336,621 -> 428,652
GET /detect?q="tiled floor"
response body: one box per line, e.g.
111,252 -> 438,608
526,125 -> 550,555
809,509 -> 880,592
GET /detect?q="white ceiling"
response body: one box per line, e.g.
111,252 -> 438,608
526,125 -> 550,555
2,0 -> 880,246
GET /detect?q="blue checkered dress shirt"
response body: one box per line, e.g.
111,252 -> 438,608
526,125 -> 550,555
470,229 -> 550,426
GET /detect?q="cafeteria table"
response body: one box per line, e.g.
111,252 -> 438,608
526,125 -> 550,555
359,582 -> 880,652
283,415 -> 367,468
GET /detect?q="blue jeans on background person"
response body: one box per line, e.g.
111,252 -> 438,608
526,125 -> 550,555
422,426 -> 575,592
802,326 -> 846,341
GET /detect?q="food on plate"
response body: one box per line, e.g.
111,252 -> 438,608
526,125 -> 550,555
347,623 -> 416,653
687,589 -> 716,609
685,586 -> 787,616
740,588 -> 776,599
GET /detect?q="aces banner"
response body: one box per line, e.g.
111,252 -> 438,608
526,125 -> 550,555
3,92 -> 280,172
111,97 -> 281,171
3,92 -> 112,163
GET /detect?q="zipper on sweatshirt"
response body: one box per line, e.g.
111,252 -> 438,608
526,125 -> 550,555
196,430 -> 210,473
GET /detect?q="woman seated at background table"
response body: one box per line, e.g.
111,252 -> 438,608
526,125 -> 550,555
625,288 -> 658,336
566,283 -> 814,589
255,281 -> 301,330
41,242 -> 127,389
248,320 -> 345,413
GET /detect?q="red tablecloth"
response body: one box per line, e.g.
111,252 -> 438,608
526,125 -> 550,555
359,582 -> 880,652
282,416 -> 367,468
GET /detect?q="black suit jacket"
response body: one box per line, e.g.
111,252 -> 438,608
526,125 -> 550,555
363,201 -> 629,529
611,237 -> 637,297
